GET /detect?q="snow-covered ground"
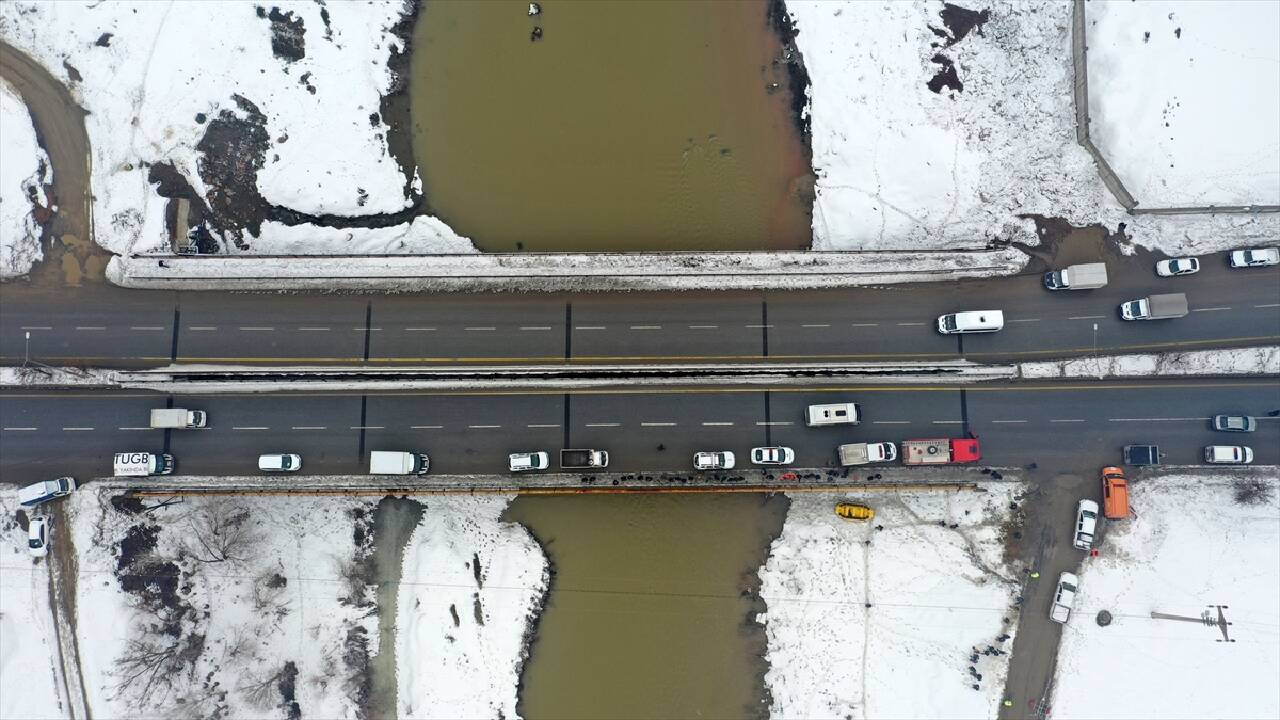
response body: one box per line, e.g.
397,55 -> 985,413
65,487 -> 379,719
790,0 -> 1280,257
758,485 -> 1024,719
0,490 -> 66,720
0,0 -> 475,259
0,77 -> 50,278
1020,346 -> 1280,379
790,1 -> 1108,251
396,497 -> 548,720
1052,473 -> 1280,719
1087,1 -> 1280,207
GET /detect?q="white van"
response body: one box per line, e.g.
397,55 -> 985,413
937,310 -> 1004,334
806,402 -> 861,426
17,478 -> 77,508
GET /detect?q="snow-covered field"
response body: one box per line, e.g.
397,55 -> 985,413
0,490 -> 65,720
758,486 -> 1024,719
65,488 -> 379,719
0,0 -> 475,259
790,0 -> 1280,256
1052,473 -> 1280,720
790,1 -> 1108,251
0,77 -> 50,278
396,497 -> 548,720
1087,1 -> 1280,207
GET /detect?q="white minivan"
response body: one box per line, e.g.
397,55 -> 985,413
806,402 -> 861,426
937,310 -> 1004,334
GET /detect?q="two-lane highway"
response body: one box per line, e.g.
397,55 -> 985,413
2,249 -> 1277,366
3,380 -> 1277,482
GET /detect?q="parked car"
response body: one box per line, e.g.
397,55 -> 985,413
835,503 -> 875,521
751,447 -> 795,465
1050,572 -> 1079,624
17,477 -> 77,508
1205,446 -> 1253,464
508,451 -> 549,472
694,451 -> 735,470
1122,444 -> 1162,466
28,516 -> 50,558
1155,257 -> 1199,277
1101,467 -> 1130,520
258,453 -> 302,472
1073,499 -> 1099,551
1228,247 -> 1280,268
1212,415 -> 1256,433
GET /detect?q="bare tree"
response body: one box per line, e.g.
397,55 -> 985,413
113,636 -> 193,707
183,498 -> 262,564
239,666 -> 285,710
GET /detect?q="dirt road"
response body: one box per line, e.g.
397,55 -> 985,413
0,39 -> 109,286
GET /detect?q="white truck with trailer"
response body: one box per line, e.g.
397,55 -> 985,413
369,450 -> 430,475
1120,293 -> 1189,321
1043,262 -> 1108,290
149,408 -> 207,429
837,442 -> 897,466
113,452 -> 175,477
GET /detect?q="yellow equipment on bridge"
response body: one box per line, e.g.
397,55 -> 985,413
835,502 -> 875,521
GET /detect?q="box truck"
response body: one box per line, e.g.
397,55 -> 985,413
149,408 -> 207,429
1044,262 -> 1108,290
1120,293 -> 1188,321
369,451 -> 430,475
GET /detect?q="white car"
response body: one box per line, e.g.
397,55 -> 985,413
1050,572 -> 1079,624
1155,257 -> 1199,277
28,516 -> 50,558
751,447 -> 795,465
1072,499 -> 1099,551
258,453 -> 302,472
509,451 -> 550,472
1205,446 -> 1253,464
694,451 -> 735,470
1229,247 -> 1280,268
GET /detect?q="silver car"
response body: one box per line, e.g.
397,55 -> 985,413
1228,247 -> 1280,268
1212,415 -> 1256,432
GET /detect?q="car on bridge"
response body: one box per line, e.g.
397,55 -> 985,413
751,447 -> 795,465
509,452 -> 550,472
1205,445 -> 1253,464
259,453 -> 302,472
1155,257 -> 1199,277
1212,415 -> 1256,432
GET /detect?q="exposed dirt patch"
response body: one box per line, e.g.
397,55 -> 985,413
768,0 -> 812,143
925,3 -> 989,96
257,6 -> 307,62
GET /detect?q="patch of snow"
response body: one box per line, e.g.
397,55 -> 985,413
1052,473 -> 1280,719
1019,346 -> 1280,379
246,217 -> 478,256
0,0 -> 473,257
66,487 -> 377,719
758,485 -> 1024,719
790,1 -> 1109,251
1087,2 -> 1280,206
0,77 -> 51,278
0,365 -> 116,387
396,496 -> 548,720
0,490 -> 66,720
1119,212 -> 1280,257
106,246 -> 1026,292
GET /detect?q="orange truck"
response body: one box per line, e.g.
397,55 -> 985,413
1101,467 -> 1130,519
901,438 -> 981,465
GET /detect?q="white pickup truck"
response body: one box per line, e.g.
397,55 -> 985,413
837,442 -> 897,466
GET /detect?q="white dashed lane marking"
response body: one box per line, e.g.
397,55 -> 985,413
405,327 -> 437,332
527,423 -> 561,428
292,426 -> 327,430
351,425 -> 385,430
586,422 -> 621,427
520,326 -> 553,331
991,420 -> 1027,424
849,323 -> 879,327
75,326 -> 105,331
189,326 -> 218,331
1068,315 -> 1105,320
297,327 -> 330,332
20,326 -> 52,331
130,326 -> 166,331
701,421 -> 735,426
3,427 -> 37,431
1191,307 -> 1230,313
411,425 -> 443,429
465,327 -> 496,331
872,420 -> 910,425
62,427 -> 95,431
1050,419 -> 1085,423
801,324 -> 830,328
233,426 -> 269,430
687,325 -> 719,330
239,327 -> 274,331
641,422 -> 677,427
897,322 -> 926,326
468,425 -> 501,429
630,325 -> 662,331
757,421 -> 793,426
1008,318 -> 1041,323
575,326 -> 607,331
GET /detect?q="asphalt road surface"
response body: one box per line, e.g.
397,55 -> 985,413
2,255 -> 1277,367
3,379 -> 1277,482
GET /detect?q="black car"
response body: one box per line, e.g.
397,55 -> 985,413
1123,444 -> 1163,466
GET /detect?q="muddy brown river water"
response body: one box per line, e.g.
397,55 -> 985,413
409,0 -> 812,252
504,493 -> 789,720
